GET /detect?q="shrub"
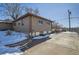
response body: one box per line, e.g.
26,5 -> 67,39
5,30 -> 12,36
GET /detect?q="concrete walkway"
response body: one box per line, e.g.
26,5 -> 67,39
23,32 -> 79,55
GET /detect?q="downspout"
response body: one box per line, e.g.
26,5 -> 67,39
51,22 -> 52,33
29,15 -> 32,42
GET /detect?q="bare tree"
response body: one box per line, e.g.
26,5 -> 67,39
0,3 -> 22,20
24,7 -> 39,15
0,4 -> 40,20
52,21 -> 62,32
33,9 -> 39,15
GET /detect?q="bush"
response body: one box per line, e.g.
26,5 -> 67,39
5,30 -> 12,36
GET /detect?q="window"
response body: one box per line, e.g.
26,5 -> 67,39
14,23 -> 16,26
22,23 -> 24,26
18,23 -> 20,25
21,20 -> 24,26
38,20 -> 43,25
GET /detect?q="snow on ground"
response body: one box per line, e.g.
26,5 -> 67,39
3,52 -> 23,55
0,46 -> 21,55
33,35 -> 49,40
0,31 -> 27,45
0,31 -> 27,55
0,30 -> 50,55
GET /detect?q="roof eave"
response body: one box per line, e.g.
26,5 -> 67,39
13,13 -> 53,23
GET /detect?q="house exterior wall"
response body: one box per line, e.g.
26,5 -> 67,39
13,16 -> 30,33
13,15 -> 52,34
0,23 -> 12,30
31,16 -> 52,32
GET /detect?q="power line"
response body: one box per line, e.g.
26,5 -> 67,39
57,17 -> 79,21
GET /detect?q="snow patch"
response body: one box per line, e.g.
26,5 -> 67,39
0,31 -> 27,55
0,46 -> 21,54
0,31 -> 27,45
33,35 -> 49,39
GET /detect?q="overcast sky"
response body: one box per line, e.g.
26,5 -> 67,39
0,3 -> 79,27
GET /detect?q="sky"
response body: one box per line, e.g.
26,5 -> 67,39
0,3 -> 79,27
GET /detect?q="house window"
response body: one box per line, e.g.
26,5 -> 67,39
14,23 -> 16,26
22,23 -> 24,26
38,20 -> 43,25
21,20 -> 24,26
18,23 -> 20,25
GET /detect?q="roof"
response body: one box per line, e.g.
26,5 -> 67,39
0,20 -> 13,23
13,13 -> 53,23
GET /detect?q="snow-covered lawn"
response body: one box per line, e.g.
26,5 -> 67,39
0,30 -> 50,55
0,31 -> 27,45
0,31 -> 27,55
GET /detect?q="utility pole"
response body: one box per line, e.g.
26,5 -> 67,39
68,10 -> 71,31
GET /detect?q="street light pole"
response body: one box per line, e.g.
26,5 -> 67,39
68,10 -> 71,31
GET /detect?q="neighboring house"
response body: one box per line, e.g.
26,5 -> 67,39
0,13 -> 53,36
52,22 -> 62,32
0,20 -> 12,31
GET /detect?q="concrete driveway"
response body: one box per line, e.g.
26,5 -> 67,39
23,32 -> 79,55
